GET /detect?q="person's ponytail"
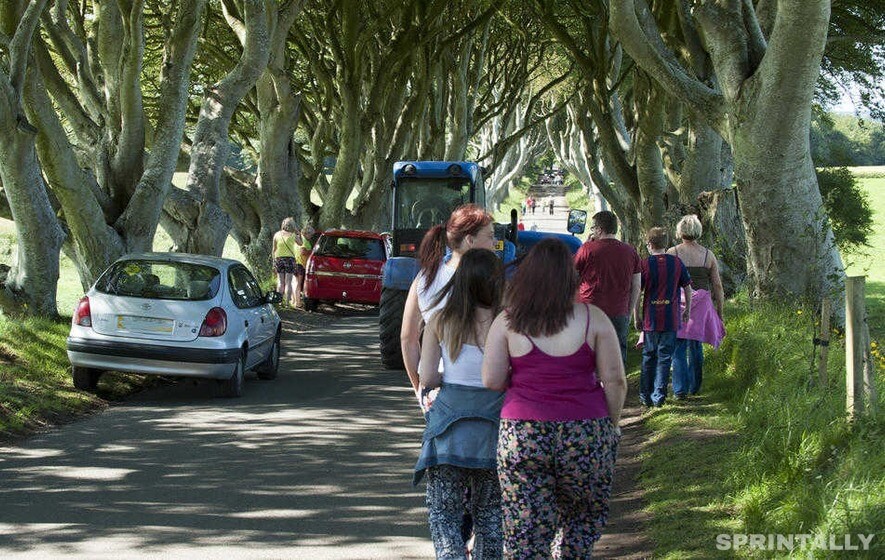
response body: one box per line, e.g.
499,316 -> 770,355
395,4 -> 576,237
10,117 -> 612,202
418,224 -> 448,281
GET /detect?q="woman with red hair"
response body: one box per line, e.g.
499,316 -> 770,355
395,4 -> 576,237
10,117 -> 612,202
401,204 -> 497,409
483,238 -> 627,558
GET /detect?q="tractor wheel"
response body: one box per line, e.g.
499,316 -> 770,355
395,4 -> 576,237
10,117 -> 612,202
378,287 -> 407,370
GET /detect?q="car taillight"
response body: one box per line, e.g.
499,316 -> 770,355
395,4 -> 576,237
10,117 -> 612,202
199,307 -> 227,337
72,296 -> 92,327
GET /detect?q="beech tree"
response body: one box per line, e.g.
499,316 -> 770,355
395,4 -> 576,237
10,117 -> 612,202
162,0 -> 272,256
610,0 -> 844,298
0,0 -> 63,315
22,0 -> 206,297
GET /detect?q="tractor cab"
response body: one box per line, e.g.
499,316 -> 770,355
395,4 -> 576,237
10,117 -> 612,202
391,161 -> 486,258
378,160 -> 585,370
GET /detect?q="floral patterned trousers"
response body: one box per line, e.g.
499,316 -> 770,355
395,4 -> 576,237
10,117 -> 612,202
497,418 -> 619,559
426,464 -> 503,560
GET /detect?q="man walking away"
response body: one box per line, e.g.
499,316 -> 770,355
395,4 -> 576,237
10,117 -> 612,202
634,227 -> 692,407
574,211 -> 641,365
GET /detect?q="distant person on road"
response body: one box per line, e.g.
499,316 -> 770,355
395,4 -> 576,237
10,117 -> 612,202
548,197 -> 555,215
401,204 -> 497,410
415,248 -> 506,560
574,210 -> 641,365
635,227 -> 692,407
483,239 -> 626,558
667,215 -> 725,398
272,218 -> 301,307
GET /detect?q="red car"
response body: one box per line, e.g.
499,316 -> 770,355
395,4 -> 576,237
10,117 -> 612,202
303,230 -> 390,311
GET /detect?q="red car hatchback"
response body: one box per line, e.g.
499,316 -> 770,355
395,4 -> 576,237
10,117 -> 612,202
303,230 -> 390,311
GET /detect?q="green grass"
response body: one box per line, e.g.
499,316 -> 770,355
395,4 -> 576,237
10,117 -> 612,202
842,177 -> 885,283
840,176 -> 885,342
0,316 -> 166,439
639,301 -> 884,559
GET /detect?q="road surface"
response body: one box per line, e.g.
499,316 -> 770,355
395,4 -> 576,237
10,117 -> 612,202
0,309 -> 434,559
0,306 -> 650,559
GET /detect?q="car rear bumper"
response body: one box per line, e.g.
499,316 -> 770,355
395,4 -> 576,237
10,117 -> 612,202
66,337 -> 240,379
305,278 -> 381,304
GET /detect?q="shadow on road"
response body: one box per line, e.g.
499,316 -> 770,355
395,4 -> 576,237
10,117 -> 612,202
0,314 -> 432,558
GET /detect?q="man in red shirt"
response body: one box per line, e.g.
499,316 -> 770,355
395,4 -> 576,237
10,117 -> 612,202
574,211 -> 641,365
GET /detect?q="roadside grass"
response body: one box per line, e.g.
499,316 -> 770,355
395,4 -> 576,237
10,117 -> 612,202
639,300 -> 884,559
564,176 -> 591,210
0,316 -> 167,440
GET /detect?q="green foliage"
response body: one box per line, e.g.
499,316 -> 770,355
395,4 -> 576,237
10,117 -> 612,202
811,114 -> 885,167
842,177 -> 885,286
492,178 -> 531,224
817,167 -> 874,251
564,179 -> 590,210
640,300 -> 884,558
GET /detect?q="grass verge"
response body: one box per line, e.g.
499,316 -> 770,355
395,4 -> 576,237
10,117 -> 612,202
0,316 -> 165,441
638,298 -> 884,559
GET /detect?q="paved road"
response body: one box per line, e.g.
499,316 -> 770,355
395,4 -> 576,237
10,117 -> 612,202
520,183 -> 576,235
0,310 -> 435,559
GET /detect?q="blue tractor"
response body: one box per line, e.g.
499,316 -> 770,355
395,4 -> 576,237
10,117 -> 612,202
378,161 -> 586,369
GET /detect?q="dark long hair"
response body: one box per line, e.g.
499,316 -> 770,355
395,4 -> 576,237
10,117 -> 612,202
506,238 -> 578,337
417,204 -> 493,281
431,249 -> 503,360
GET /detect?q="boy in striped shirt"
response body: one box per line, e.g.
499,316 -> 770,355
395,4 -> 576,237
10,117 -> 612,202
634,227 -> 692,407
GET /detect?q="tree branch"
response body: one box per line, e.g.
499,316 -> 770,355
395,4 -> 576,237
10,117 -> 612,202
9,0 -> 49,97
609,0 -> 725,130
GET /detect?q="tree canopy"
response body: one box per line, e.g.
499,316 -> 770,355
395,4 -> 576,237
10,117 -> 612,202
0,0 -> 883,315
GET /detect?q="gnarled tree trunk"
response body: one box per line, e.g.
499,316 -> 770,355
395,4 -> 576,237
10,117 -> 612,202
0,0 -> 64,316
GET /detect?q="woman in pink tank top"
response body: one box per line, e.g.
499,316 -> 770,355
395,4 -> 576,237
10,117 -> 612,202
483,238 -> 627,558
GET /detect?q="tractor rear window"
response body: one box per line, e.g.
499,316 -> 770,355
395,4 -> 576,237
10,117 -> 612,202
395,178 -> 473,229
315,236 -> 385,260
95,260 -> 221,300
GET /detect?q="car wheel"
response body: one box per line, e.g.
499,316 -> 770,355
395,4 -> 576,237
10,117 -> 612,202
378,287 -> 407,370
72,366 -> 102,391
216,352 -> 245,398
256,333 -> 280,380
304,297 -> 318,312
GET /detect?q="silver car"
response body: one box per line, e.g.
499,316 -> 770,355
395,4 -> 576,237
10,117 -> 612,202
66,253 -> 282,398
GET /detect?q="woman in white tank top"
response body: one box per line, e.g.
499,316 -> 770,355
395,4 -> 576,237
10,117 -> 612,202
416,248 -> 505,560
400,204 -> 496,406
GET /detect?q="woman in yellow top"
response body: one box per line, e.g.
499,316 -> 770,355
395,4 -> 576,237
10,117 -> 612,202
273,217 -> 304,307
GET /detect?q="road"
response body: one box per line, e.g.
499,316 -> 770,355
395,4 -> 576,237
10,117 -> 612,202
0,307 -> 649,559
0,309 -> 435,559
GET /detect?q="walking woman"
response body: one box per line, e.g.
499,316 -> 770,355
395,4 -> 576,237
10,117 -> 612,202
415,249 -> 505,560
667,214 -> 726,397
272,217 -> 301,307
401,204 -> 497,408
483,238 -> 627,558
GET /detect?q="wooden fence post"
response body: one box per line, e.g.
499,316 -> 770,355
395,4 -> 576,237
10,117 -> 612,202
818,297 -> 830,386
845,276 -> 866,420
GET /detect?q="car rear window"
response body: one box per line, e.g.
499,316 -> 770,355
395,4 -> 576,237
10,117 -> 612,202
95,260 -> 222,301
314,236 -> 385,260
